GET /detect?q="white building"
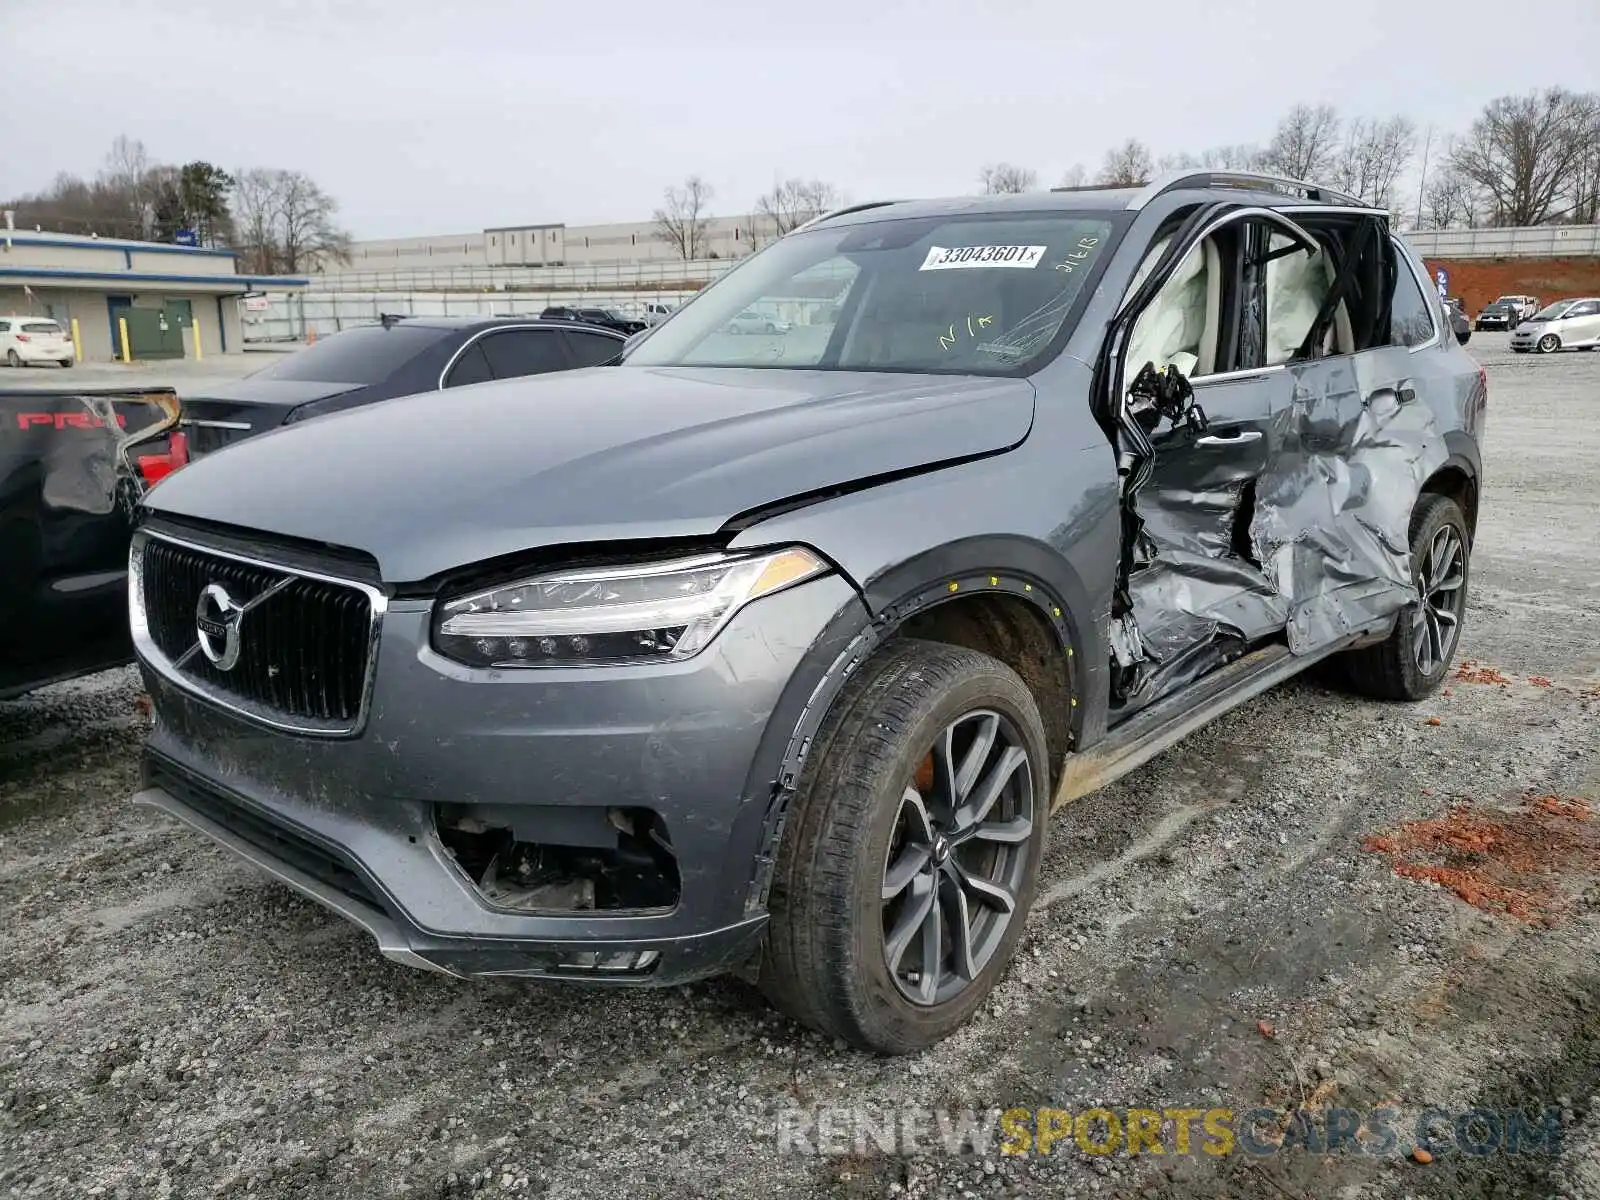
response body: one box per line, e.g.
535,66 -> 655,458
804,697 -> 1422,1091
0,227 -> 308,361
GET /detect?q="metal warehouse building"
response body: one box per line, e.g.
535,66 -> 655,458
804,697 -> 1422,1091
332,212 -> 781,275
0,227 -> 307,362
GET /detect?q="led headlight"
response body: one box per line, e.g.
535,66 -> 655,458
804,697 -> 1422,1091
434,547 -> 829,668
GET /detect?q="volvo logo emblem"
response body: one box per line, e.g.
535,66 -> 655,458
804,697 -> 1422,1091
195,583 -> 244,671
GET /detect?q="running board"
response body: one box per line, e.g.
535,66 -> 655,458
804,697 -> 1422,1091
1053,637 -> 1355,807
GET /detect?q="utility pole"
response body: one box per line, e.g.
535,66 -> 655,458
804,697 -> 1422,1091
1415,124 -> 1434,230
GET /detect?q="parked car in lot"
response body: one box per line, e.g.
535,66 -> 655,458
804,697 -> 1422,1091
1474,294 -> 1539,331
0,316 -> 75,368
177,316 -> 626,459
1509,297 -> 1600,353
725,308 -> 791,334
0,385 -> 179,699
1473,299 -> 1520,331
130,171 -> 1485,1053
539,306 -> 648,335
642,302 -> 676,327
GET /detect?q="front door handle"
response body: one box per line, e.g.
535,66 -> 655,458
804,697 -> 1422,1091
1195,429 -> 1262,447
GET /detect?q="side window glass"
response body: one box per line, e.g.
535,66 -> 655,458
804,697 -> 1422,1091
564,331 -> 623,368
445,341 -> 492,388
1388,254 -> 1437,348
1264,233 -> 1335,364
478,330 -> 569,378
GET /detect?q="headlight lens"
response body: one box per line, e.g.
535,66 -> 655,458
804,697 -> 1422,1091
434,547 -> 828,668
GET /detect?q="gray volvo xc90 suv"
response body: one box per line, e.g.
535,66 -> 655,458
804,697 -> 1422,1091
131,171 -> 1486,1053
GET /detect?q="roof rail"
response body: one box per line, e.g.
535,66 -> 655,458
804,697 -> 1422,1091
791,200 -> 906,235
1126,170 -> 1372,212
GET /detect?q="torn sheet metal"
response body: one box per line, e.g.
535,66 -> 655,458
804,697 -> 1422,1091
1120,351 -> 1452,707
1251,357 -> 1449,653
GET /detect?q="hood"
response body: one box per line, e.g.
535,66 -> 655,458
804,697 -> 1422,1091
144,365 -> 1036,582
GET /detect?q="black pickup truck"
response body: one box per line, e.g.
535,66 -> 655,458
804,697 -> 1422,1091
0,385 -> 183,699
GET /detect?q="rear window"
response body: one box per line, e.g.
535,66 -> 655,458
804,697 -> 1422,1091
248,324 -> 439,384
21,322 -> 62,334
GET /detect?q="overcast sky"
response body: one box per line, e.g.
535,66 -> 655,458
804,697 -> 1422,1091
4,0 -> 1596,240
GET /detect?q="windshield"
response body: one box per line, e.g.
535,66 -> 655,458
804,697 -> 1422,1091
623,212 -> 1118,376
248,324 -> 438,384
1529,300 -> 1575,321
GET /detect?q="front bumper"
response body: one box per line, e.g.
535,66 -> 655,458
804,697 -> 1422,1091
1508,326 -> 1545,350
136,566 -> 868,985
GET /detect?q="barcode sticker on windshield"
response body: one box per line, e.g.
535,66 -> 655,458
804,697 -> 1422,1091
920,245 -> 1047,271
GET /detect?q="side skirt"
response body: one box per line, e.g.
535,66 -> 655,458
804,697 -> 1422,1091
1054,633 -> 1369,808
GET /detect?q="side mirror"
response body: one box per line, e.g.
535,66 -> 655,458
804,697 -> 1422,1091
1456,326 -> 1471,346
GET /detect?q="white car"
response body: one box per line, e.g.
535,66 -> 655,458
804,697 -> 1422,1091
642,302 -> 676,327
1508,297 -> 1600,354
726,309 -> 791,335
0,316 -> 74,367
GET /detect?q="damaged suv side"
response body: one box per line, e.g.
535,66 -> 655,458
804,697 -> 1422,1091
130,171 -> 1485,1054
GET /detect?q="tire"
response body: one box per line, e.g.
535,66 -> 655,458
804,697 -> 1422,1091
1537,333 -> 1560,354
58,359 -> 72,368
759,638 -> 1050,1054
5,350 -> 20,368
1339,493 -> 1469,701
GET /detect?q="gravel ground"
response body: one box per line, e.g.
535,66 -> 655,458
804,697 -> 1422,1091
2,332 -> 1597,1199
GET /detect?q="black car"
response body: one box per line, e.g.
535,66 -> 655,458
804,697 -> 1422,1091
540,306 -> 648,336
1474,301 -> 1519,331
179,317 -> 627,459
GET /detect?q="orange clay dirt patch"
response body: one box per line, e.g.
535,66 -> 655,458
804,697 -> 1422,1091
1453,660 -> 1512,686
1362,795 -> 1599,925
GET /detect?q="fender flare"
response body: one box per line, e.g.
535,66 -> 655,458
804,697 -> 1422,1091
731,536 -> 1103,917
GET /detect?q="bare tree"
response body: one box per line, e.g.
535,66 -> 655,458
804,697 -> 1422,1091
756,177 -> 840,238
230,168 -> 351,274
1571,104 -> 1600,224
1330,115 -> 1417,210
1157,144 -> 1265,173
978,163 -> 1037,194
103,135 -> 154,236
1421,167 -> 1478,230
653,176 -> 715,260
1058,163 -> 1088,189
1262,104 -> 1341,181
1096,139 -> 1154,187
1450,88 -> 1598,225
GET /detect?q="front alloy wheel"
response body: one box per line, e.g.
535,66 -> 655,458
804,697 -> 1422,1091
761,638 -> 1050,1053
881,710 -> 1035,1006
1538,333 -> 1561,353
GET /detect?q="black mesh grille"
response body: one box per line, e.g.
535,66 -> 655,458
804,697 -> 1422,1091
141,537 -> 373,727
147,753 -> 386,914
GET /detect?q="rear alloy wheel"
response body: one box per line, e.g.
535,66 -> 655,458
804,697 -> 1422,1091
760,638 -> 1049,1053
1339,493 -> 1469,701
5,350 -> 20,368
1538,333 -> 1561,353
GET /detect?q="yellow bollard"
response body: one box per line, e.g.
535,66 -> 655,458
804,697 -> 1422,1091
70,318 -> 82,363
118,317 -> 132,363
192,317 -> 203,361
